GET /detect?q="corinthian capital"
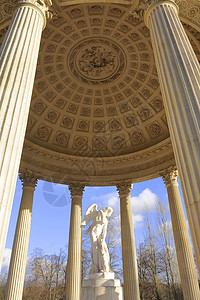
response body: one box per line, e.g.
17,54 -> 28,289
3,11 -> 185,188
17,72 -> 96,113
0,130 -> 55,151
144,0 -> 178,27
69,183 -> 85,197
116,181 -> 133,197
161,167 -> 178,187
17,0 -> 52,23
19,169 -> 38,188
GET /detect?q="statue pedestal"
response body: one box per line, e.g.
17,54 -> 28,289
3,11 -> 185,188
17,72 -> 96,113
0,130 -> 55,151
82,272 -> 124,300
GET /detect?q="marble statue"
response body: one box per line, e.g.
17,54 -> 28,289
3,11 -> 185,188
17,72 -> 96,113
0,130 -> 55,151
81,204 -> 113,274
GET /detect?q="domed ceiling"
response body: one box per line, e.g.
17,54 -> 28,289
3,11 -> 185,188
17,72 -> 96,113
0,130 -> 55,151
0,0 -> 199,185
27,3 -> 169,157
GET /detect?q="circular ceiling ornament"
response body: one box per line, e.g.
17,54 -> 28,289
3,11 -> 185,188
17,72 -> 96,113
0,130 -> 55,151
0,1 -> 199,184
68,38 -> 126,85
14,2 -> 199,183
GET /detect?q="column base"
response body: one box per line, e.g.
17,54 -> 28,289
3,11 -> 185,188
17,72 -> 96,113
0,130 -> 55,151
82,273 -> 124,300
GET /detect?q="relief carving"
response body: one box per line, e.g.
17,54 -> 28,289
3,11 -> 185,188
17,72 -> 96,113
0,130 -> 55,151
88,5 -> 103,15
19,169 -> 38,188
35,125 -> 51,141
93,137 -> 106,151
80,107 -> 91,117
77,120 -> 89,132
94,121 -> 106,133
68,38 -> 126,85
73,136 -> 88,151
116,181 -> 133,196
54,132 -> 69,146
109,119 -> 122,132
138,107 -> 153,121
130,131 -> 145,145
147,122 -> 162,138
45,110 -> 59,123
61,116 -> 73,129
112,135 -> 126,150
24,2 -> 199,163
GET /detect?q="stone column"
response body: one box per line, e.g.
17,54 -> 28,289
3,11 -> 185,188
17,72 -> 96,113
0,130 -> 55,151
0,0 -> 52,271
6,170 -> 38,300
66,183 -> 85,300
145,0 -> 200,276
117,182 -> 140,300
162,168 -> 200,300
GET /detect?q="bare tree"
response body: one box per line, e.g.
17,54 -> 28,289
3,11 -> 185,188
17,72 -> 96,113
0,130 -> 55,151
106,214 -> 123,280
156,199 -> 178,299
144,215 -> 162,300
156,198 -> 182,300
23,248 -> 67,300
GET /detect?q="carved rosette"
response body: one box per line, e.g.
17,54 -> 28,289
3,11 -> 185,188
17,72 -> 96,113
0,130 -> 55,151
19,169 -> 38,189
68,38 -> 126,86
116,181 -> 133,197
161,167 -> 178,187
69,183 -> 85,197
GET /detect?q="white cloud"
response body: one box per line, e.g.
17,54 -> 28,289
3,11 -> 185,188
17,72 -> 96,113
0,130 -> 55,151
133,214 -> 144,228
91,191 -> 118,203
2,248 -> 12,269
91,188 -> 158,229
107,194 -> 118,210
91,192 -> 119,211
131,188 -> 158,215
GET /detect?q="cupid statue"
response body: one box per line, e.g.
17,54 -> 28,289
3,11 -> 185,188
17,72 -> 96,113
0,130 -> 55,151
81,204 -> 113,274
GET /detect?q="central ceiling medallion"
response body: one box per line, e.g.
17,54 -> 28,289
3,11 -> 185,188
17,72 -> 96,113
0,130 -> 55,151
68,38 -> 126,85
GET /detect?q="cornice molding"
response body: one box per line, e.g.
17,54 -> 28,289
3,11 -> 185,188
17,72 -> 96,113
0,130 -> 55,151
19,138 -> 175,185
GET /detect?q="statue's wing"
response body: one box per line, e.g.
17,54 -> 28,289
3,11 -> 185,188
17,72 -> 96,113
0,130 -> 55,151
82,204 -> 98,225
85,204 -> 97,216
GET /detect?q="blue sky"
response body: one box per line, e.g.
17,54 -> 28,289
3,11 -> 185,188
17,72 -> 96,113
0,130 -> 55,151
3,175 -> 186,269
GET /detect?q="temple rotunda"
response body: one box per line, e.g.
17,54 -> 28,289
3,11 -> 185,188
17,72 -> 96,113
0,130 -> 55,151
0,0 -> 199,299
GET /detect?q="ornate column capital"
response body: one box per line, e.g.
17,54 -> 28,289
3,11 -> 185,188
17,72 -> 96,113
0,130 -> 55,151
144,0 -> 178,27
116,181 -> 133,197
68,183 -> 85,198
161,167 -> 178,188
130,0 -> 177,22
16,0 -> 52,28
129,0 -> 150,20
19,169 -> 38,189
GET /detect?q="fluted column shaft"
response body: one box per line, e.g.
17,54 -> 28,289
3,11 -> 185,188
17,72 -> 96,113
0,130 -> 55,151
6,170 -> 38,300
66,184 -> 85,300
117,182 -> 140,300
162,169 -> 200,300
145,0 -> 200,275
0,0 -> 51,271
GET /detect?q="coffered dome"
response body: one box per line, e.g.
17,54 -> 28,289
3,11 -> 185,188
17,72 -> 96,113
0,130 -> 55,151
26,3 -> 170,158
1,0 -> 199,185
